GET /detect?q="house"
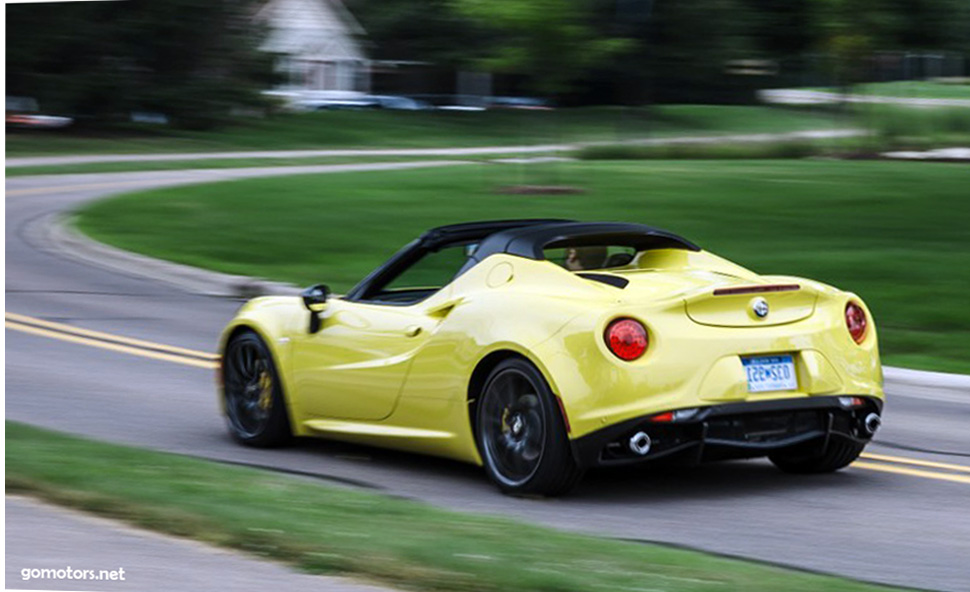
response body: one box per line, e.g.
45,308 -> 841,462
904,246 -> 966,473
256,0 -> 369,96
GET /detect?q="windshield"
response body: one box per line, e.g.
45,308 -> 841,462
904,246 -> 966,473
543,245 -> 638,271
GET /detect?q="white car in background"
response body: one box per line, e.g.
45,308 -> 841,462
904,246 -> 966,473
6,96 -> 73,129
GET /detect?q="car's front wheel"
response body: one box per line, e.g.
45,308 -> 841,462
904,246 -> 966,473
222,330 -> 291,447
476,358 -> 583,496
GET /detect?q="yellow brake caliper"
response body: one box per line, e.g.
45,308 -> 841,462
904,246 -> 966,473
257,371 -> 273,411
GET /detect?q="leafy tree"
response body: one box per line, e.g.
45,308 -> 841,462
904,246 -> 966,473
449,0 -> 632,96
348,0 -> 492,67
811,0 -> 878,90
880,0 -> 969,52
351,0 -> 970,104
6,0 -> 276,129
640,0 -> 757,103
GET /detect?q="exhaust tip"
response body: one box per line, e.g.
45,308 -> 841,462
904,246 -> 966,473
629,431 -> 652,456
864,413 -> 882,436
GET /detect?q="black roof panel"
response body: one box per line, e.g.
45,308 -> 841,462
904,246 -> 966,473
469,221 -> 699,264
420,219 -> 574,247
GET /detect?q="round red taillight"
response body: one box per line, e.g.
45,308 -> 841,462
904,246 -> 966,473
845,302 -> 868,344
605,318 -> 648,361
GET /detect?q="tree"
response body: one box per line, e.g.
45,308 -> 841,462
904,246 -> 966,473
6,0 -> 277,129
348,0 -> 492,67
809,0 -> 891,91
639,0 -> 758,103
449,0 -> 632,96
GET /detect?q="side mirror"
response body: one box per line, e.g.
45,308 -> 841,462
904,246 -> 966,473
302,284 -> 330,334
301,284 -> 330,313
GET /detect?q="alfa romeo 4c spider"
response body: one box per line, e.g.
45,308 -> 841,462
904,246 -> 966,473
219,220 -> 884,496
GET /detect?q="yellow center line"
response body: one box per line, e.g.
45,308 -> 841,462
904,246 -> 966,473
853,461 -> 970,485
6,320 -> 218,370
5,312 -> 218,360
860,452 -> 970,474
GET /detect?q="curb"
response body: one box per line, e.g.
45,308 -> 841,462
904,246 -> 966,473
883,366 -> 970,392
46,215 -> 301,298
42,214 -> 970,393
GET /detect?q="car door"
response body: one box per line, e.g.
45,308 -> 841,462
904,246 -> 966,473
291,298 -> 441,420
291,243 -> 469,421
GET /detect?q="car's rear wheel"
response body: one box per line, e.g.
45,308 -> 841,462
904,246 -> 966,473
476,358 -> 583,496
223,330 -> 291,447
769,438 -> 865,474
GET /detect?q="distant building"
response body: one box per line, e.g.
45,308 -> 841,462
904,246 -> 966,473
256,0 -> 369,96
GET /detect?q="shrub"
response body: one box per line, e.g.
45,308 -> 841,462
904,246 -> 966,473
576,140 -> 824,160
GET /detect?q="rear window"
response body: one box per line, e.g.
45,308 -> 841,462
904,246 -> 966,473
543,245 -> 637,272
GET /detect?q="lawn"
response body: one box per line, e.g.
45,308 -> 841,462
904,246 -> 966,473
807,81 -> 970,101
76,159 -> 970,373
851,81 -> 970,101
6,105 -> 846,157
6,421 -> 907,592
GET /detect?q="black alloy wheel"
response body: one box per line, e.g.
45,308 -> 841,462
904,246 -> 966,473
476,358 -> 583,496
223,330 -> 291,447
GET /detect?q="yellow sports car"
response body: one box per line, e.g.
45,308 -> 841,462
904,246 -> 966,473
219,220 -> 884,496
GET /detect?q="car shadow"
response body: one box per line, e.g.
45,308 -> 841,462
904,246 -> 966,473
573,461 -> 871,503
268,435 -> 873,503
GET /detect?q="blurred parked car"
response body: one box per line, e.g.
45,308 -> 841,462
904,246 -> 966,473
6,96 -> 73,129
489,96 -> 554,110
370,95 -> 432,110
130,111 -> 170,125
411,94 -> 488,112
298,95 -> 432,111
405,94 -> 550,112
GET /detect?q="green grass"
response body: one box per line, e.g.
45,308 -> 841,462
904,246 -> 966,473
6,105 -> 846,157
76,160 -> 970,373
859,105 -> 970,147
5,421 -> 908,592
819,80 -> 970,101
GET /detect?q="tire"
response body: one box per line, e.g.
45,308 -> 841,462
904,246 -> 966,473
222,330 -> 292,447
769,438 -> 865,474
475,358 -> 584,496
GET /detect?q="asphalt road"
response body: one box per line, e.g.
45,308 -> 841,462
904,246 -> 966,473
6,166 -> 970,592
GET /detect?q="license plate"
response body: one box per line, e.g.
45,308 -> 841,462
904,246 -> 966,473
743,355 -> 797,393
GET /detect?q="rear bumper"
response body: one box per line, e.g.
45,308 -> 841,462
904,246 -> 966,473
570,395 -> 883,468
